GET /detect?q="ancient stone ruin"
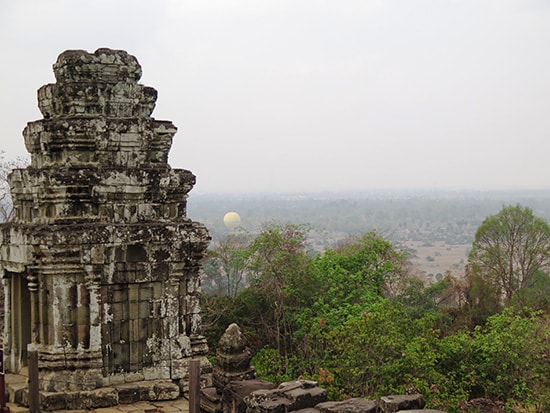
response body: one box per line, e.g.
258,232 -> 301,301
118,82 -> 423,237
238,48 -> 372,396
201,323 -> 274,413
213,323 -> 256,392
201,324 -> 442,413
0,48 -> 211,410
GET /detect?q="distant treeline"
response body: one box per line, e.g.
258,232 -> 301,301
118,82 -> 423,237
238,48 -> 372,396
188,189 -> 550,247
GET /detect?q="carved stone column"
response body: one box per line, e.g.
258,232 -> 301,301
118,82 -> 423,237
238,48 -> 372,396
27,272 -> 39,345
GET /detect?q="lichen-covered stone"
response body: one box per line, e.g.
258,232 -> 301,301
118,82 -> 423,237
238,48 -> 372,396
316,398 -> 378,413
222,380 -> 277,413
379,394 -> 426,412
212,323 -> 255,392
0,48 -> 211,410
244,381 -> 327,413
396,410 -> 447,413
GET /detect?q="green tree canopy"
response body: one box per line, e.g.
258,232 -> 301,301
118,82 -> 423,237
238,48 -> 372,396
468,204 -> 550,305
245,222 -> 313,359
305,232 -> 408,327
203,232 -> 252,297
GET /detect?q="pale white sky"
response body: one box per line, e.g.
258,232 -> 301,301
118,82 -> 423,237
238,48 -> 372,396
1,0 -> 549,193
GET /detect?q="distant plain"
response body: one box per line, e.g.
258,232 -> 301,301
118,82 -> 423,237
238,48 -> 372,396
188,189 -> 550,281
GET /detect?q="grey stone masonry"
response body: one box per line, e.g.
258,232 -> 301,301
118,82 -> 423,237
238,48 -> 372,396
379,394 -> 426,412
244,381 -> 327,413
0,48 -> 211,410
213,323 -> 256,393
315,398 -> 378,413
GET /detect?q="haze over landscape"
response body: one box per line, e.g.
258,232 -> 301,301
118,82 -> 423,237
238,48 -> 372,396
1,0 -> 549,194
1,4 -> 549,408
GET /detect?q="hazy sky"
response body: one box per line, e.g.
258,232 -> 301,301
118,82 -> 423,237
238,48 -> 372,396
1,0 -> 549,193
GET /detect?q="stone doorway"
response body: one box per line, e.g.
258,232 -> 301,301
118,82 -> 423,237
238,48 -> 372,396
10,272 -> 31,373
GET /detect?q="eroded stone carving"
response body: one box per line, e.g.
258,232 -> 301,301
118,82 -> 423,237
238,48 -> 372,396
213,323 -> 256,393
244,381 -> 328,413
201,323 -> 264,413
0,48 -> 211,410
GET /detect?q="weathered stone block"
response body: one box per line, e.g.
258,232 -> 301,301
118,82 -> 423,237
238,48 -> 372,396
114,383 -> 141,404
280,381 -> 327,411
39,391 -> 68,411
244,381 -> 327,413
212,323 -> 257,392
222,380 -> 277,413
65,388 -> 119,409
245,390 -> 293,413
201,386 -> 223,413
379,394 -> 426,412
396,410 -> 447,413
316,398 -> 377,413
152,380 -> 181,400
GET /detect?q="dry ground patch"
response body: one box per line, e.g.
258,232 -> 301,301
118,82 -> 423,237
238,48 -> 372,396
405,241 -> 470,282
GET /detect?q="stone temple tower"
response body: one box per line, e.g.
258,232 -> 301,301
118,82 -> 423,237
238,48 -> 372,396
0,49 -> 211,409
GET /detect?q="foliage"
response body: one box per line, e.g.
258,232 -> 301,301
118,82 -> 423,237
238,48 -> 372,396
468,204 -> 550,305
0,151 -> 29,222
236,222 -> 313,362
201,294 -> 240,354
288,232 -> 413,384
251,347 -> 294,384
463,271 -> 503,327
511,270 -> 550,312
326,301 -> 433,397
391,274 -> 456,323
438,308 -> 550,411
306,232 -> 407,327
203,232 -> 252,297
201,220 -> 550,412
295,304 -> 550,411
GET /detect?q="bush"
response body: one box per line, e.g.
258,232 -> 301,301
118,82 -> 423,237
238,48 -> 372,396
251,347 -> 292,384
438,308 -> 550,411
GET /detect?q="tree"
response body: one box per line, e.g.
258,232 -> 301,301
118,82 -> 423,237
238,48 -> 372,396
511,270 -> 550,312
0,151 -> 29,222
289,233 -> 415,381
203,232 -> 252,297
307,232 -> 408,327
392,274 -> 457,325
245,222 -> 312,361
468,205 -> 550,305
439,308 -> 550,409
463,270 -> 503,326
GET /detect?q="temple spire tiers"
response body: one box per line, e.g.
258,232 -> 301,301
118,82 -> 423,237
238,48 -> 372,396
0,48 -> 212,410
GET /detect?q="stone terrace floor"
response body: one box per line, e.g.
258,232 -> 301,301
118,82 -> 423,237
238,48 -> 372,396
7,398 -> 190,413
4,373 -> 190,413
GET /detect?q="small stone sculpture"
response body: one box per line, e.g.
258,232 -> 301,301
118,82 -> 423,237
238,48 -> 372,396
212,323 -> 256,393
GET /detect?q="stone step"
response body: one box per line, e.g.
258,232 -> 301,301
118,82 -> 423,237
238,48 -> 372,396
7,403 -> 28,413
5,373 -> 28,405
4,374 -> 184,411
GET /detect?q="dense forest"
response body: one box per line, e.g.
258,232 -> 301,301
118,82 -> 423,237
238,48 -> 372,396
193,194 -> 550,413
